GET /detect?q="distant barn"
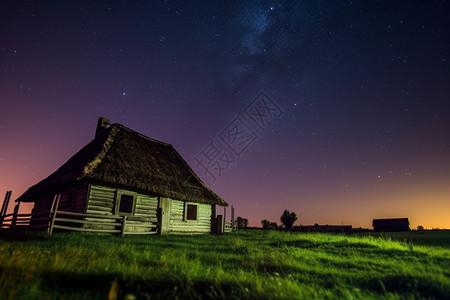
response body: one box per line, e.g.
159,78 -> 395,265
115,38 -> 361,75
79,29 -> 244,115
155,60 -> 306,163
372,218 -> 410,232
16,117 -> 227,234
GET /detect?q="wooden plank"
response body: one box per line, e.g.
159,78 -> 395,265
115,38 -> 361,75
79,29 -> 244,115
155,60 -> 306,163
134,210 -> 157,216
159,197 -> 171,235
85,211 -> 113,216
132,213 -> 156,218
135,200 -> 158,206
0,191 -> 11,219
135,204 -> 158,210
120,216 -> 127,237
123,231 -> 156,235
87,205 -> 113,212
8,213 -> 33,217
88,200 -> 115,207
124,223 -> 156,228
52,224 -> 120,233
231,205 -> 235,231
11,202 -> 20,227
48,194 -> 61,235
128,216 -> 156,222
54,217 -> 121,226
56,211 -> 122,220
135,205 -> 158,212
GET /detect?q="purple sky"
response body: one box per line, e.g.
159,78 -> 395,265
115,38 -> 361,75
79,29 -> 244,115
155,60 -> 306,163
1,1 -> 449,229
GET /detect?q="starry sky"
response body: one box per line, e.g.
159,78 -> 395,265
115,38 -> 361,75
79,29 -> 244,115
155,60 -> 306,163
1,1 -> 449,229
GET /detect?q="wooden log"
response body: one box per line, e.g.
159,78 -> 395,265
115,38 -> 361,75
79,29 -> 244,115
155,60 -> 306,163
52,224 -> 121,234
211,204 -> 216,234
231,205 -> 235,232
0,191 -> 12,226
88,200 -> 115,208
57,211 -> 122,219
87,205 -> 113,212
123,231 -> 156,235
120,216 -> 127,237
48,194 -> 61,235
11,202 -> 20,227
216,215 -> 224,234
0,191 -> 11,216
54,217 -> 121,227
223,206 -> 226,233
123,223 -> 156,228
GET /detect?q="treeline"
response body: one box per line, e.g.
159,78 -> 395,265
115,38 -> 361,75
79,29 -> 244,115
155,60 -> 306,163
235,209 -> 298,230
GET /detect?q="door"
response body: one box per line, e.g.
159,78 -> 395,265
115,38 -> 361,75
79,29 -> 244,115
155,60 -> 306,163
158,197 -> 171,234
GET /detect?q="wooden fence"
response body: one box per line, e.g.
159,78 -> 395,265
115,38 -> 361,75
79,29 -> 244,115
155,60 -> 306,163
1,192 -> 236,235
0,194 -> 157,236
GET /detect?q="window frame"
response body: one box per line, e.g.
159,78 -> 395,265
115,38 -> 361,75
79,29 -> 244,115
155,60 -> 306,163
115,190 -> 137,216
184,203 -> 198,222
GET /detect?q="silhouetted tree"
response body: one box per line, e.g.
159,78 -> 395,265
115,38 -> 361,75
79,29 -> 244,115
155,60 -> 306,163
280,210 -> 297,230
417,225 -> 424,231
236,216 -> 248,229
261,219 -> 278,230
261,219 -> 270,229
268,222 -> 278,230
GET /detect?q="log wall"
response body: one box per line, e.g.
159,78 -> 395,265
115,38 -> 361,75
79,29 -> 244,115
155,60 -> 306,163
86,184 -> 157,233
169,199 -> 211,234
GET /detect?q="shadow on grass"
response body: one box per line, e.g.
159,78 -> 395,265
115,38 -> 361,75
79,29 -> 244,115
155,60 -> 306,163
34,269 -> 450,300
0,230 -> 49,242
4,268 -> 259,300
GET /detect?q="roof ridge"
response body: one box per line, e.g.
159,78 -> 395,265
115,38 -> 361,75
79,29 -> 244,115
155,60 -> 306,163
81,126 -> 119,177
112,123 -> 173,147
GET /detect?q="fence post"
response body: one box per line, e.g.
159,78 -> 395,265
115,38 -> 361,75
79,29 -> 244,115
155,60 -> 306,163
223,206 -> 226,233
231,205 -> 235,232
11,202 -> 20,227
48,194 -> 61,235
0,191 -> 12,227
210,204 -> 216,234
121,216 -> 127,237
216,215 -> 224,234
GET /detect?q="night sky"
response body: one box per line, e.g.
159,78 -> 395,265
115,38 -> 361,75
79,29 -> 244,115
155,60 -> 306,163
1,1 -> 449,229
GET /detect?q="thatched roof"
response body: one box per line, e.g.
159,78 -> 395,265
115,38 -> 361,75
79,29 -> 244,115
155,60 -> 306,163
17,123 -> 227,206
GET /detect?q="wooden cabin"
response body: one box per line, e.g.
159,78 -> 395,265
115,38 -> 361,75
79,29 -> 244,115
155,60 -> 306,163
372,218 -> 410,232
16,118 -> 227,234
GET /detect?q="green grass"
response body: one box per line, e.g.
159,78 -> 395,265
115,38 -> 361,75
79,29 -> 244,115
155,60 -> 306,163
0,230 -> 449,299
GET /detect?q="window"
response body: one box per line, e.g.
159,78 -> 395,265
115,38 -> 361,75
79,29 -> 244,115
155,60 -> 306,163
186,204 -> 197,221
119,194 -> 134,214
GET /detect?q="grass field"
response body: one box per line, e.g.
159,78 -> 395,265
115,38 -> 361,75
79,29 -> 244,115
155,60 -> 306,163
0,230 -> 449,299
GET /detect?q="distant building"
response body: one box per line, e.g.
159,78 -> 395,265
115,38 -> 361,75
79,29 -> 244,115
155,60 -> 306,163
372,218 -> 410,232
